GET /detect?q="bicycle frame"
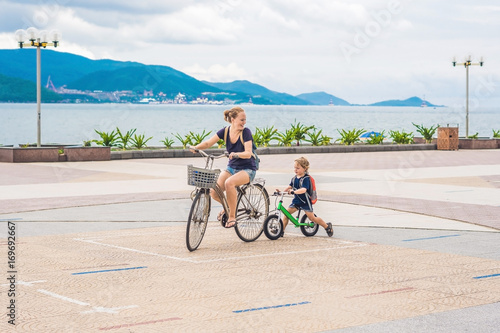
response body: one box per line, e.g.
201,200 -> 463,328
191,148 -> 266,223
273,192 -> 314,228
186,148 -> 269,250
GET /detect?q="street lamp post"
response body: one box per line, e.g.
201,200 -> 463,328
15,27 -> 60,147
452,56 -> 484,138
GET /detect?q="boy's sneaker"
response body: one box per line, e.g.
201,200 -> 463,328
326,223 -> 334,237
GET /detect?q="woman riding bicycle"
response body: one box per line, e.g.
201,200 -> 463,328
190,107 -> 257,228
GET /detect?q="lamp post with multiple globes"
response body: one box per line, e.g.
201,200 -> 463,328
15,27 -> 61,147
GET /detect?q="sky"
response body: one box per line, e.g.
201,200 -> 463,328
0,0 -> 499,107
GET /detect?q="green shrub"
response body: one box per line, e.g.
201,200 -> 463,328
255,126 -> 279,147
94,129 -> 118,147
492,130 -> 500,138
389,130 -> 414,144
130,133 -> 153,149
366,131 -> 385,145
116,127 -> 137,149
277,128 -> 295,147
306,129 -> 331,146
174,132 -> 193,149
336,128 -> 366,145
412,123 -> 438,143
189,130 -> 212,145
467,132 -> 479,139
161,137 -> 174,149
290,120 -> 315,146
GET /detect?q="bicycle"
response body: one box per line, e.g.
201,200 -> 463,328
186,148 -> 269,251
263,191 -> 319,240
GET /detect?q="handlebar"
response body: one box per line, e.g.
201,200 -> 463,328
272,191 -> 293,196
190,146 -> 229,159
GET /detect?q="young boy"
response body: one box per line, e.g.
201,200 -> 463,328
279,157 -> 333,237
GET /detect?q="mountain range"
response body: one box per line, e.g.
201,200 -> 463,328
0,49 -> 441,106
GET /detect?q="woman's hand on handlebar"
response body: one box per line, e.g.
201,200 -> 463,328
189,145 -> 198,154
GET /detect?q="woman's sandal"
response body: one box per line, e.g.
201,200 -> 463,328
217,210 -> 225,222
224,220 -> 236,229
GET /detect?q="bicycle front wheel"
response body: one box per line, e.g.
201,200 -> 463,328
186,189 -> 211,251
263,214 -> 283,240
235,183 -> 269,242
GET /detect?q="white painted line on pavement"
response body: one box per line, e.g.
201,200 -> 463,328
38,289 -> 90,306
75,238 -> 198,263
74,235 -> 368,264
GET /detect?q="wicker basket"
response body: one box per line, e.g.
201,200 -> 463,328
187,165 -> 221,188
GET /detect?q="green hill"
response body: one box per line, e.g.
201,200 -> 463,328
295,91 -> 350,105
0,73 -> 62,102
67,65 -> 223,98
0,49 -> 445,106
368,96 -> 442,107
203,80 -> 312,105
0,49 -> 139,88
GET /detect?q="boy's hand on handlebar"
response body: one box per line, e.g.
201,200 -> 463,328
189,146 -> 198,153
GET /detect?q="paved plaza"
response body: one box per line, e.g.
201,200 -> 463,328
1,149 -> 499,332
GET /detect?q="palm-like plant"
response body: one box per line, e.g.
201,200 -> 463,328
493,129 -> 500,138
276,128 -> 295,147
161,137 -> 174,148
174,132 -> 193,149
389,130 -> 414,144
130,133 -> 153,149
291,120 -> 315,146
320,134 -> 332,146
305,129 -> 331,146
189,130 -> 212,146
217,139 -> 225,148
255,126 -> 279,147
116,127 -> 137,149
336,128 -> 366,145
94,129 -> 118,147
412,123 -> 438,143
366,131 -> 385,145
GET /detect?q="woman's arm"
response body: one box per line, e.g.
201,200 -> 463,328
229,140 -> 253,160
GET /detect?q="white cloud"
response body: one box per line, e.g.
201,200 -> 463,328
182,62 -> 248,82
0,0 -> 499,107
0,33 -> 16,49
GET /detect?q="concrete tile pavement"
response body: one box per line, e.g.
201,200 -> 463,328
0,149 -> 499,332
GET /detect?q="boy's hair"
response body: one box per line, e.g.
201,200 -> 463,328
294,157 -> 310,172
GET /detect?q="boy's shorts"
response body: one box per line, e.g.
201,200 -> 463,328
289,202 -> 313,212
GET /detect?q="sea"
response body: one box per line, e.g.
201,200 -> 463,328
0,103 -> 499,146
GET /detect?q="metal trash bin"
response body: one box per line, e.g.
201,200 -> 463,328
437,127 -> 459,150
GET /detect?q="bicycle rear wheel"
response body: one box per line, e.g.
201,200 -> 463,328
186,189 -> 211,251
299,214 -> 319,237
235,183 -> 269,242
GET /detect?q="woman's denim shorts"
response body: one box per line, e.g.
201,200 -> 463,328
226,166 -> 256,183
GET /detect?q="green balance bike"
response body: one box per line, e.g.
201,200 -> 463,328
263,191 -> 319,240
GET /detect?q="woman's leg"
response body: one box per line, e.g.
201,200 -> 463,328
304,211 -> 328,229
224,171 -> 250,227
211,170 -> 231,204
212,171 -> 231,222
